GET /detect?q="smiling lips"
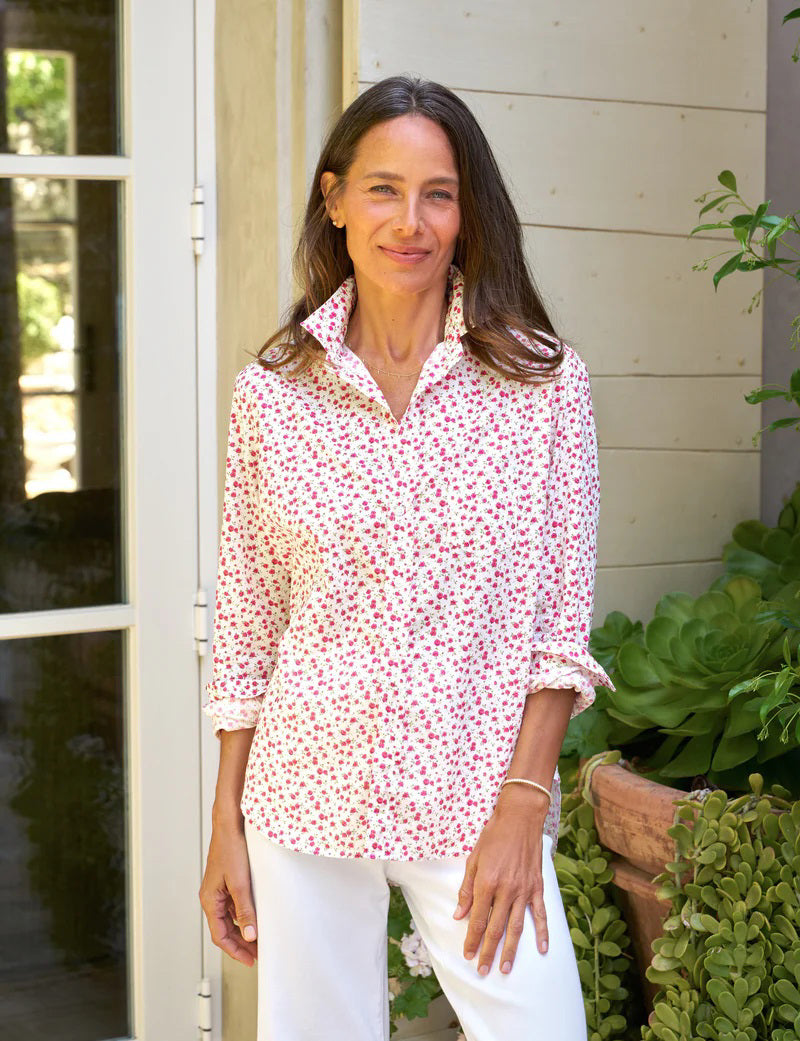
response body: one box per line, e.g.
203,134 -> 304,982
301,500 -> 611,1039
379,245 -> 431,264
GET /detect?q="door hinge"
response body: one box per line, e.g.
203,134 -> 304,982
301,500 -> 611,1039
197,976 -> 212,1036
191,185 -> 205,256
194,587 -> 209,657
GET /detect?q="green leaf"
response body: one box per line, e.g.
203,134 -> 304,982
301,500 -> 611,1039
658,731 -> 716,777
617,642 -> 661,687
711,731 -> 759,772
654,1003 -> 682,1031
790,368 -> 800,403
569,927 -> 591,950
745,386 -> 792,404
713,252 -> 745,290
690,221 -> 731,235
759,669 -> 795,722
774,977 -> 800,1005
718,170 -> 738,193
699,193 -> 735,217
591,906 -> 613,934
782,8 -> 800,24
769,417 -> 800,432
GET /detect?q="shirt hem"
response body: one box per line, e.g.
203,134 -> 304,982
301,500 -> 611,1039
240,798 -> 559,861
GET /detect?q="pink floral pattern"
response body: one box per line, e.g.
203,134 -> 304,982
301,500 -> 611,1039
202,264 -> 615,860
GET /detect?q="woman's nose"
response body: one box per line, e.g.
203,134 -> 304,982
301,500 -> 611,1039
393,196 -> 423,234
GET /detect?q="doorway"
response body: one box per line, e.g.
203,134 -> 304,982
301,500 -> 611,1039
0,1 -> 204,1037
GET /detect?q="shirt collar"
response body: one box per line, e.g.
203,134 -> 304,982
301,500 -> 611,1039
299,263 -> 468,367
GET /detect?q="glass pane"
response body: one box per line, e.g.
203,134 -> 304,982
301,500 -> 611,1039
0,630 -> 129,1041
1,2 -> 121,156
0,176 -> 124,613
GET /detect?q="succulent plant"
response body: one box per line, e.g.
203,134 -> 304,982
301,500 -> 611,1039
641,773 -> 800,1041
719,483 -> 800,600
554,751 -> 643,1041
579,576 -> 800,791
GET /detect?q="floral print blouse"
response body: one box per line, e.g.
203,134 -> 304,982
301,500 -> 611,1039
201,263 -> 615,860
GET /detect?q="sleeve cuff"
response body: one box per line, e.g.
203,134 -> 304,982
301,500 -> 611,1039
201,690 -> 264,737
528,646 -> 616,719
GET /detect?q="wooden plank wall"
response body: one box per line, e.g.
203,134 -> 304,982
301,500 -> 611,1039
356,0 -> 768,628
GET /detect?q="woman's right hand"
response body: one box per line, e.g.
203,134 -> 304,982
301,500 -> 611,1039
199,819 -> 259,966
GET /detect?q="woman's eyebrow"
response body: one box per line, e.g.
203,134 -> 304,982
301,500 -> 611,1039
361,170 -> 459,186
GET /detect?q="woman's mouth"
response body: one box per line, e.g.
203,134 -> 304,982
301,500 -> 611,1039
379,246 -> 431,265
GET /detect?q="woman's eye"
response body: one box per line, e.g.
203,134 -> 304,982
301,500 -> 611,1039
370,184 -> 394,194
430,190 -> 453,200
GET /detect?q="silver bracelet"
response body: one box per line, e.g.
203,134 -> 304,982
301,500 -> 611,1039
500,777 -> 552,804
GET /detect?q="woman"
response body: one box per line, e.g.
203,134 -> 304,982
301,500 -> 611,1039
199,75 -> 615,1041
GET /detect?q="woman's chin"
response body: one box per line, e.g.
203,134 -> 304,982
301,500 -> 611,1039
357,257 -> 452,295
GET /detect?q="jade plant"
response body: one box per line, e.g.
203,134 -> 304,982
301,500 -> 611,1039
642,772 -> 800,1040
553,750 -> 644,1041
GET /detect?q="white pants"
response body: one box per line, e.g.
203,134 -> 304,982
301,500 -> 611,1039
243,819 -> 587,1041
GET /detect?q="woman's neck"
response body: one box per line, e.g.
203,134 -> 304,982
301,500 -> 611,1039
345,269 -> 450,368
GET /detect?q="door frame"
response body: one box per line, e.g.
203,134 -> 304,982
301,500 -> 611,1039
193,1 -> 225,1037
0,1 -> 205,1035
127,0 -> 205,1036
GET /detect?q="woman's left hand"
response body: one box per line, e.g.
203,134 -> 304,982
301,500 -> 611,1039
453,785 -> 551,976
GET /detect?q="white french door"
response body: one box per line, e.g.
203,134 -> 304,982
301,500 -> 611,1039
0,1 -> 208,1037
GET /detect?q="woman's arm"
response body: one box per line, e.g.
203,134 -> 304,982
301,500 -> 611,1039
200,369 -> 291,965
495,684 -> 576,817
453,345 -> 613,978
202,367 -> 292,737
200,726 -> 261,964
212,728 -> 257,829
452,685 -> 575,976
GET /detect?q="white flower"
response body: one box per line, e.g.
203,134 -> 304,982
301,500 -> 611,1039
399,920 -> 433,977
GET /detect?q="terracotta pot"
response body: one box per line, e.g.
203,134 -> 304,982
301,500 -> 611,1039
583,760 -> 688,1010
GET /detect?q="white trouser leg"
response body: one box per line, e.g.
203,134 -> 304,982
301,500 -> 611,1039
389,834 -> 588,1041
243,818 -> 391,1041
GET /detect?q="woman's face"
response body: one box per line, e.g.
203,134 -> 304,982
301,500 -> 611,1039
321,114 -> 461,297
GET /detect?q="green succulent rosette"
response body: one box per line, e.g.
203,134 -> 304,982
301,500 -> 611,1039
581,576 -> 800,792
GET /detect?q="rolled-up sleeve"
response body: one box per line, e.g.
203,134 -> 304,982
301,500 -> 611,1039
201,368 -> 291,737
527,346 -> 616,717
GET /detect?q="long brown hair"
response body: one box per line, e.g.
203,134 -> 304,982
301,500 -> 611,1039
256,76 -> 565,382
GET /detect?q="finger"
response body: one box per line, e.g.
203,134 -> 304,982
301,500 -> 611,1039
477,897 -> 513,976
528,875 -> 549,955
463,886 -> 494,962
209,904 -> 259,965
453,854 -> 477,919
232,891 -> 258,942
499,896 -> 527,973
